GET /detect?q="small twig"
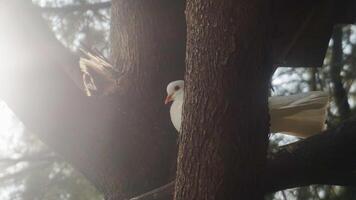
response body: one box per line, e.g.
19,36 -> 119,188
128,181 -> 175,200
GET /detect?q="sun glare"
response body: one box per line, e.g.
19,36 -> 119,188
0,101 -> 25,158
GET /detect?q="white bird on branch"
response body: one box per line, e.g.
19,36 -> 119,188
165,80 -> 329,138
78,50 -> 329,138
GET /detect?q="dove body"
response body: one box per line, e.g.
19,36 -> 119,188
165,80 -> 329,138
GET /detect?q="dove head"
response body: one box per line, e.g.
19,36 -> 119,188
165,80 -> 184,104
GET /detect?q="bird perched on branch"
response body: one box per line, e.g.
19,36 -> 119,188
165,80 -> 329,138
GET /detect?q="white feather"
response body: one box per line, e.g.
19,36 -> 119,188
170,94 -> 183,131
269,91 -> 329,137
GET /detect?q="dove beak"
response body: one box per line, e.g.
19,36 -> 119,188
165,95 -> 173,104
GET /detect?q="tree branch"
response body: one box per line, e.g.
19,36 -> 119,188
264,120 -> 356,192
128,120 -> 356,200
1,1 -> 183,198
128,181 -> 175,200
39,1 -> 111,14
0,0 -> 121,193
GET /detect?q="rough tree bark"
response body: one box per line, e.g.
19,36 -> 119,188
175,0 -> 272,199
102,0 -> 186,198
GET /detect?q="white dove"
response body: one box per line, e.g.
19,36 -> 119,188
165,80 -> 329,138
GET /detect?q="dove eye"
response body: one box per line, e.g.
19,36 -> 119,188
174,86 -> 180,91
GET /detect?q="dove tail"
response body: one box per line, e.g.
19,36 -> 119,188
270,91 -> 329,138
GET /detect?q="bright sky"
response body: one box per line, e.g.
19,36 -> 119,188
0,102 -> 25,158
0,101 -> 26,199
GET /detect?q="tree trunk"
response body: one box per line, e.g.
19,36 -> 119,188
330,25 -> 351,121
175,1 -> 272,199
105,0 -> 186,199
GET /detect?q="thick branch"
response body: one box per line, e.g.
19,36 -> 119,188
0,0 -> 121,194
40,1 -> 111,14
2,0 -> 185,199
264,120 -> 356,192
128,120 -> 356,199
271,0 -> 356,68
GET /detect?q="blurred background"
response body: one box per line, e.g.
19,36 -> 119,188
0,0 -> 355,199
